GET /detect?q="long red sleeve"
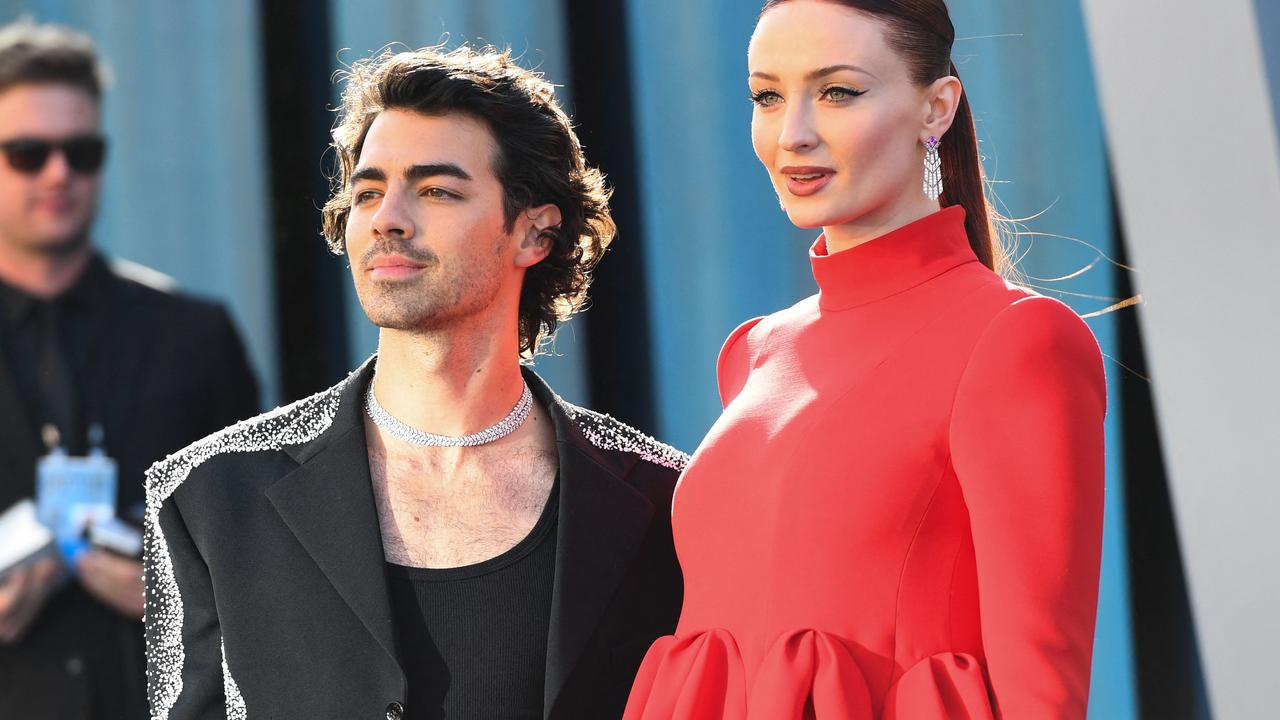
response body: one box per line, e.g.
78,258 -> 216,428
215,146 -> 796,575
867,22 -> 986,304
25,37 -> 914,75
949,296 -> 1107,718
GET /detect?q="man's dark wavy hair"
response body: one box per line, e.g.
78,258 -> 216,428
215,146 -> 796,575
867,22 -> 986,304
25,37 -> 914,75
322,45 -> 616,358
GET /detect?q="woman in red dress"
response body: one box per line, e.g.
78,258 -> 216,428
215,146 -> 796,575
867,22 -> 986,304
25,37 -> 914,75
623,1 -> 1106,718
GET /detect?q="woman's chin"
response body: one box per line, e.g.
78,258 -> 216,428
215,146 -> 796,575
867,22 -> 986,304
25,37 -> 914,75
782,207 -> 837,231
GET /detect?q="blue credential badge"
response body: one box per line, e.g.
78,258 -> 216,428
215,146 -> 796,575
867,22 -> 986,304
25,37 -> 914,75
35,424 -> 118,568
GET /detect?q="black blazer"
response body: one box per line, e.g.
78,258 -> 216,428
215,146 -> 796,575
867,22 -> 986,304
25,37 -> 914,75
144,358 -> 686,720
0,254 -> 259,720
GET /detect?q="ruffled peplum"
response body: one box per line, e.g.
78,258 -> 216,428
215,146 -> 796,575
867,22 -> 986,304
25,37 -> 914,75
624,629 -> 995,720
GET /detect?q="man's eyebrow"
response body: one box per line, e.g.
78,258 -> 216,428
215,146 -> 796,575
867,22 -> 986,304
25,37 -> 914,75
405,163 -> 472,182
749,64 -> 877,82
349,163 -> 473,187
349,166 -> 385,186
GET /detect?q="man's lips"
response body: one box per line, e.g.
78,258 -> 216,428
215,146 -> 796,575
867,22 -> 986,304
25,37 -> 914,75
367,254 -> 428,279
779,166 -> 835,197
31,196 -> 76,214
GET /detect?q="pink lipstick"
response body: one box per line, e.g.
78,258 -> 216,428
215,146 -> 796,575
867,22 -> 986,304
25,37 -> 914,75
779,165 -> 835,197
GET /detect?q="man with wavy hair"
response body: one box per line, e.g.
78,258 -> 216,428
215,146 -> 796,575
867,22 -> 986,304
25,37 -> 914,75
144,46 -> 686,720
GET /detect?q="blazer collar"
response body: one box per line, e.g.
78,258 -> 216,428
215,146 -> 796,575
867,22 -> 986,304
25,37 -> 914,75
265,357 -> 658,718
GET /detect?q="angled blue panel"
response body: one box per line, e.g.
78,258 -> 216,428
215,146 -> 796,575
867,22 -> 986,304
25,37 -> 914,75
1257,0 -> 1280,152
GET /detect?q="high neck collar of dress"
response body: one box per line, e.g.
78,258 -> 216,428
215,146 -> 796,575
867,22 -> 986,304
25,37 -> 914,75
809,205 -> 978,311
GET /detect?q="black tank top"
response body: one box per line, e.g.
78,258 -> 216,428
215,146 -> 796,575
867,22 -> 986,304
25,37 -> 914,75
384,479 -> 559,719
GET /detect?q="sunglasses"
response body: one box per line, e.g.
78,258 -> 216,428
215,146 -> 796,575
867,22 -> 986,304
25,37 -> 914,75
0,135 -> 107,174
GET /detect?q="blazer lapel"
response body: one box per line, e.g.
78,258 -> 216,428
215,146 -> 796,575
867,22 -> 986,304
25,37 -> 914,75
533,371 -> 656,718
264,361 -> 399,670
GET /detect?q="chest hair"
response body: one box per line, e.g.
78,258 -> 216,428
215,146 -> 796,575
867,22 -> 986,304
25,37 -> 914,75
368,429 -> 558,568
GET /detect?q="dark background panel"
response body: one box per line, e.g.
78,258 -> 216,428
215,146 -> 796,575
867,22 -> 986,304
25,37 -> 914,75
564,0 -> 655,430
261,0 -> 352,402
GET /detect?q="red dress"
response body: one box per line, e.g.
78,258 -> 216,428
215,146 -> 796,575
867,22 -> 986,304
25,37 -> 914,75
624,206 -> 1106,719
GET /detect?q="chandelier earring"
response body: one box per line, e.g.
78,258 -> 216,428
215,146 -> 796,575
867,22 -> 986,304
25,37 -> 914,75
923,135 -> 943,200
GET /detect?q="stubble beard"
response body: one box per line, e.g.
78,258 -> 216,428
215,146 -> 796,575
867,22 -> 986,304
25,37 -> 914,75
28,228 -> 91,257
359,259 -> 504,334
0,205 -> 95,259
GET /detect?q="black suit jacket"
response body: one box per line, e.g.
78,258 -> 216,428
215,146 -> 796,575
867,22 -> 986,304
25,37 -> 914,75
0,255 -> 259,720
144,358 -> 686,720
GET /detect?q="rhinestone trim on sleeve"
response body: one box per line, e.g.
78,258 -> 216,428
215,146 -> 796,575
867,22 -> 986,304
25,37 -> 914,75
144,369 -> 357,720
222,639 -> 246,720
562,402 -> 690,472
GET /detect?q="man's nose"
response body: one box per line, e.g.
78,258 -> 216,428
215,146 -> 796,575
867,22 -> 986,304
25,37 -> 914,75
370,187 -> 415,239
38,149 -> 73,184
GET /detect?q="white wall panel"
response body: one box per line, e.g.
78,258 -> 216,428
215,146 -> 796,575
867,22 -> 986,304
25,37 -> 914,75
1082,2 -> 1280,716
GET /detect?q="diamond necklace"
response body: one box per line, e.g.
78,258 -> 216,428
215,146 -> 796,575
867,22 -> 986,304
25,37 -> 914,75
364,379 -> 533,447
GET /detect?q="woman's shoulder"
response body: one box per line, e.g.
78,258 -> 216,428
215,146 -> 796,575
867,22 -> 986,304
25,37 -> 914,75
973,280 -> 1097,350
715,292 -> 815,362
716,294 -> 812,365
715,315 -> 768,408
721,315 -> 767,358
945,263 -> 1092,340
955,280 -> 1106,410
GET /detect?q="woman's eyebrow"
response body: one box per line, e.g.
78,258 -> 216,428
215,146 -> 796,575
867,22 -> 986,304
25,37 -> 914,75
806,64 -> 876,81
749,64 -> 877,82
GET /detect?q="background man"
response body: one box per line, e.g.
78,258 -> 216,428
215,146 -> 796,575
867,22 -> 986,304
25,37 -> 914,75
145,45 -> 686,720
0,19 -> 259,719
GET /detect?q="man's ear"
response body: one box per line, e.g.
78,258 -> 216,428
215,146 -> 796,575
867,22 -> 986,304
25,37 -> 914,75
515,203 -> 562,268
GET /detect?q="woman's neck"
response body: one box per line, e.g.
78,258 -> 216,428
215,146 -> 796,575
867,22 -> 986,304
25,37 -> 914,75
822,196 -> 941,255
